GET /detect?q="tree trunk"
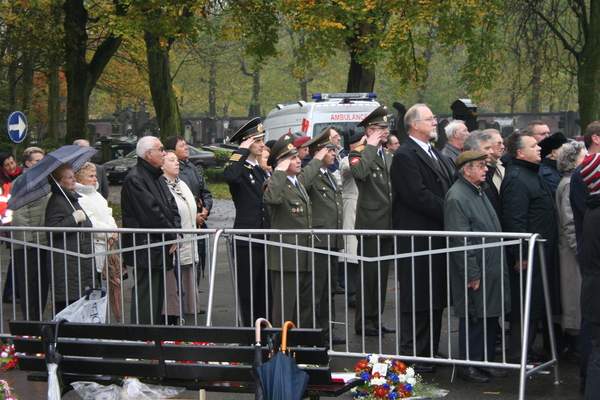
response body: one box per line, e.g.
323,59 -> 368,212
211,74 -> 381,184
208,62 -> 217,117
346,53 -> 375,93
63,0 -> 122,144
144,31 -> 184,142
577,29 -> 600,130
47,57 -> 60,140
248,68 -> 261,117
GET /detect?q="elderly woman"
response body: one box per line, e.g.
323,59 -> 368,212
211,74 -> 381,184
75,162 -> 122,322
556,140 -> 587,363
162,151 -> 200,324
45,163 -> 93,313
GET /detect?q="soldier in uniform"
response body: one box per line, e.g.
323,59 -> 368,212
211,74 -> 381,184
263,134 -> 313,327
224,118 -> 271,327
300,127 -> 345,345
349,105 -> 396,337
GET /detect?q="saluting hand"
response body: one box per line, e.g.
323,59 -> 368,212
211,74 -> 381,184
239,137 -> 257,150
276,158 -> 291,172
313,147 -> 329,161
366,132 -> 382,147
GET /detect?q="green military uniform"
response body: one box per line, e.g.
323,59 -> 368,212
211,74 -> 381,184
348,105 -> 394,334
263,134 -> 313,328
300,128 -> 344,338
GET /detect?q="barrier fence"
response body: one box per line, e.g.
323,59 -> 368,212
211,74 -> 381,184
0,226 -> 559,399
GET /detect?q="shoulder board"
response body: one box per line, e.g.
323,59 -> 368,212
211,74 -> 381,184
229,153 -> 242,162
244,164 -> 253,169
355,145 -> 366,152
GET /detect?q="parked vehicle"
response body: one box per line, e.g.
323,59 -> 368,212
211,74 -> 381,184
102,145 -> 216,183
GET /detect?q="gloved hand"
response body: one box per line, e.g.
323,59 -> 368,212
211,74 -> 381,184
72,210 -> 86,223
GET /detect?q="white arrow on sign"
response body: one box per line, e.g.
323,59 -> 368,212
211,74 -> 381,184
9,115 -> 27,139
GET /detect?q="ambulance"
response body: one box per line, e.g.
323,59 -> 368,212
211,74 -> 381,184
263,93 -> 381,148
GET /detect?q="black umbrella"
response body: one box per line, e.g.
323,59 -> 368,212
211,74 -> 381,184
252,318 -> 272,400
8,145 -> 98,211
257,321 -> 309,400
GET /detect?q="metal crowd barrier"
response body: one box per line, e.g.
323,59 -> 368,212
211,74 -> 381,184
0,226 -> 559,399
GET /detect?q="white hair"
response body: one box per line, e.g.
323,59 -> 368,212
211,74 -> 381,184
444,120 -> 465,140
136,136 -> 159,159
73,139 -> 90,146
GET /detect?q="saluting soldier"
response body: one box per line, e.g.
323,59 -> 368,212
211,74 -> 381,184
263,134 -> 313,327
224,118 -> 271,327
349,105 -> 396,337
300,127 -> 345,345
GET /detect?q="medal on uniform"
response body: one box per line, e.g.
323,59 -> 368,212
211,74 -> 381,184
249,174 -> 255,184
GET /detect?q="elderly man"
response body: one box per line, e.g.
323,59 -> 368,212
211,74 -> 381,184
483,129 -> 505,196
385,134 -> 400,154
122,136 -> 181,324
528,120 -> 551,143
445,151 -> 510,382
441,120 -> 469,165
224,118 -> 271,327
263,134 -> 313,328
464,131 -> 501,219
301,127 -> 345,345
349,105 -> 395,337
392,103 -> 455,373
501,129 -> 558,363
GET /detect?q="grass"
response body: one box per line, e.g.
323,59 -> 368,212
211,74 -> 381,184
208,182 -> 231,200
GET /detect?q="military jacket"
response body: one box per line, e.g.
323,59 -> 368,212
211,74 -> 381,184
348,143 -> 392,231
299,158 -> 344,250
263,171 -> 312,272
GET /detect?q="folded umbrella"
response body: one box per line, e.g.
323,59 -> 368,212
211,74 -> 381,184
257,321 -> 309,400
8,145 -> 98,211
252,318 -> 272,400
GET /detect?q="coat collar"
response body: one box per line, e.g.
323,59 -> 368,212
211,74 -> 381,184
138,157 -> 165,179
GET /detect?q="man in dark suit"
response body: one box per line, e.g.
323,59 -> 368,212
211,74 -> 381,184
349,105 -> 395,337
263,134 -> 313,328
224,118 -> 271,327
391,103 -> 455,373
300,127 -> 345,345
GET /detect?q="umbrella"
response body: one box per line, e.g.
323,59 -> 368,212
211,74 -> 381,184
252,318 -> 272,400
257,321 -> 309,400
8,145 -> 98,210
41,319 -> 66,400
106,243 -> 124,323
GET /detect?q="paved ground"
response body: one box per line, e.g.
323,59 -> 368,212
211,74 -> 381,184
0,184 -> 586,399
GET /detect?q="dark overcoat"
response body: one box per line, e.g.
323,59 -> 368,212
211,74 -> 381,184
45,185 -> 93,302
391,137 -> 455,312
444,176 -> 510,318
582,194 -> 600,323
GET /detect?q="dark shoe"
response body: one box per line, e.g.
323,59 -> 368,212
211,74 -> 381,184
198,309 -> 206,315
380,325 -> 396,334
477,367 -> 507,378
332,335 -> 346,345
355,328 -> 382,337
348,301 -> 356,308
413,363 -> 436,373
336,285 -> 345,294
434,351 -> 448,359
457,367 -> 489,383
528,351 -> 548,364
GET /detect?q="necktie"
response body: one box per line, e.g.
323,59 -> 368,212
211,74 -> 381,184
378,149 -> 385,166
295,180 -> 307,202
429,146 -> 448,180
325,171 -> 336,191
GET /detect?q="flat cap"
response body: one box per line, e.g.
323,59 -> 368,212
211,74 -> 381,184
456,151 -> 488,170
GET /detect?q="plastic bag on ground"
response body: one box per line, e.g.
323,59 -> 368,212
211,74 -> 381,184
71,378 -> 184,400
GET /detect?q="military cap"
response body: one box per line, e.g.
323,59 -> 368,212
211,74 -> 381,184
539,132 -> 567,159
455,151 -> 489,170
349,132 -> 364,145
264,140 -> 277,152
293,136 -> 311,149
267,133 -> 298,167
304,126 -> 336,150
357,105 -> 389,128
229,117 -> 265,144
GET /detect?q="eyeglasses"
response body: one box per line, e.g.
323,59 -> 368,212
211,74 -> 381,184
417,116 -> 436,123
148,147 -> 165,153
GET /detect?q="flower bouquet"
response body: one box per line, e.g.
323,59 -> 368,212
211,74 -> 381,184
0,345 -> 18,372
0,379 -> 17,400
352,355 -> 441,399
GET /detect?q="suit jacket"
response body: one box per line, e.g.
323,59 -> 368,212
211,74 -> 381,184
263,171 -> 312,272
391,136 -> 455,312
224,148 -> 270,231
300,158 -> 344,250
348,143 -> 392,231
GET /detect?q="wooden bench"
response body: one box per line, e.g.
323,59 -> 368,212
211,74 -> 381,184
9,321 -> 361,399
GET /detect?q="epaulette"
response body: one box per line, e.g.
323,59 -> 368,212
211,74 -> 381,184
229,153 -> 242,162
355,145 -> 366,152
244,164 -> 253,169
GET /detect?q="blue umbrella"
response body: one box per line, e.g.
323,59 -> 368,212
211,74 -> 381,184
8,145 -> 98,211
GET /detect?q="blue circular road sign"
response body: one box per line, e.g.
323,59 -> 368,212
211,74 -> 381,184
6,111 -> 28,143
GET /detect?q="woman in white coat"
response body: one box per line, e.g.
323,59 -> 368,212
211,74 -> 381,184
162,151 -> 201,324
